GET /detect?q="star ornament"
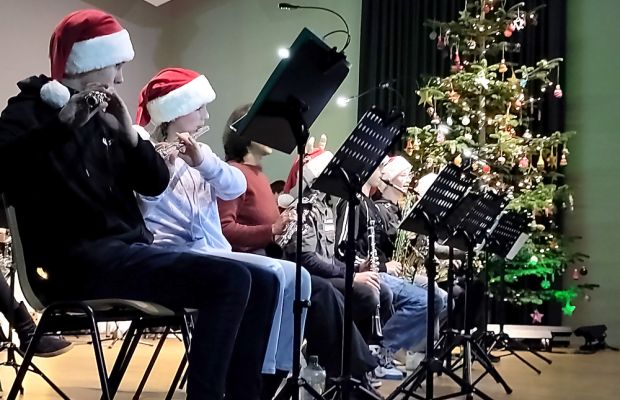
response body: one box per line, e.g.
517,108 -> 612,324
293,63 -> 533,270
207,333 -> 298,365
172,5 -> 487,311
562,302 -> 576,316
475,75 -> 490,90
530,309 -> 544,324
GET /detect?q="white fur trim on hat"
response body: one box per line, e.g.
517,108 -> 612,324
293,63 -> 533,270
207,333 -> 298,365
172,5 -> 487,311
146,75 -> 216,125
40,80 -> 71,109
65,29 -> 135,76
381,156 -> 412,183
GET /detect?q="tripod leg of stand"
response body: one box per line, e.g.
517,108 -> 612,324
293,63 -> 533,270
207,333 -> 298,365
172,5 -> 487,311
506,336 -> 552,365
470,340 -> 512,394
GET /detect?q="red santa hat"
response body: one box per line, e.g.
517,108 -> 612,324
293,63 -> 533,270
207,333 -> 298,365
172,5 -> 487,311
136,68 -> 216,127
40,9 -> 135,108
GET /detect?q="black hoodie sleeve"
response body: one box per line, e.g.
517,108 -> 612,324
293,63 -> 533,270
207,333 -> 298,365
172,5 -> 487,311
122,135 -> 170,197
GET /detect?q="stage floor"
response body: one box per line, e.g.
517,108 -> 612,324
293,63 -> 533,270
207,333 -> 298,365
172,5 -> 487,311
1,337 -> 619,399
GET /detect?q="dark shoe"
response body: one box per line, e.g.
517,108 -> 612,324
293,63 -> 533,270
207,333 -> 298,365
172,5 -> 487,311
19,335 -> 73,358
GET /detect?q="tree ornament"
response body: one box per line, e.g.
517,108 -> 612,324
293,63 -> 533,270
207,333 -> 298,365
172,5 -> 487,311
540,279 -> 551,289
451,50 -> 462,73
498,59 -> 508,74
429,30 -> 438,40
554,84 -> 563,98
446,116 -> 454,126
426,106 -> 435,116
448,90 -> 460,102
572,268 -> 580,280
537,150 -> 545,170
464,133 -> 473,141
531,309 -> 544,324
431,113 -> 441,125
483,2 -> 491,13
548,146 -> 558,169
482,164 -> 491,174
513,15 -> 526,31
436,131 -> 446,143
466,39 -> 476,49
437,35 -> 445,50
461,115 -> 471,126
560,153 -> 568,166
580,266 -> 589,276
519,156 -> 529,169
562,301 -> 576,316
497,155 -> 506,165
413,136 -> 421,151
523,129 -> 532,139
454,154 -> 462,167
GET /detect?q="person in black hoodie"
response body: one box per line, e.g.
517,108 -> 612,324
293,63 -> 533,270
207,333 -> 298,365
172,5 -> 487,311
0,10 -> 277,400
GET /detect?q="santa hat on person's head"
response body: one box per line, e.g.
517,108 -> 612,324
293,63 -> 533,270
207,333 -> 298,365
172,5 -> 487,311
381,156 -> 412,191
136,68 -> 216,127
40,9 -> 135,109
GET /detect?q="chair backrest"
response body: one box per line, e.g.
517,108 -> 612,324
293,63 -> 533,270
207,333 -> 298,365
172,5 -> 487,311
3,197 -> 45,311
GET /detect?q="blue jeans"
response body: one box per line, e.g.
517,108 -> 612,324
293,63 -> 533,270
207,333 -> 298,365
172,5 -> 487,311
380,273 -> 447,353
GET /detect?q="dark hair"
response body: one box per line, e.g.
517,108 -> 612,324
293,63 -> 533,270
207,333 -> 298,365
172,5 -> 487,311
223,103 -> 253,162
270,180 -> 285,194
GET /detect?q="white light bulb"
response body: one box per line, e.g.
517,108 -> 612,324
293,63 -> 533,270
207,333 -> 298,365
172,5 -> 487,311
277,47 -> 290,59
336,96 -> 350,108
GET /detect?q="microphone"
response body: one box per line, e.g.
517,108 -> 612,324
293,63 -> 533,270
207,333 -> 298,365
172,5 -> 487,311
336,80 -> 402,107
278,3 -> 300,10
278,3 -> 351,52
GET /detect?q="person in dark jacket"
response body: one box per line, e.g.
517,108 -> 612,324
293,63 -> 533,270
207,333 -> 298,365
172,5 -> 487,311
0,10 -> 276,400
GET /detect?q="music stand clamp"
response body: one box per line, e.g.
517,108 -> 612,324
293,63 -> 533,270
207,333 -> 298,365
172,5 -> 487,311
483,212 -> 552,373
388,164 -> 505,400
236,28 -> 349,400
313,106 -> 403,400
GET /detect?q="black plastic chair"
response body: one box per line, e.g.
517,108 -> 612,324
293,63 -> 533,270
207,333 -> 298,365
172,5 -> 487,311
4,202 -> 190,400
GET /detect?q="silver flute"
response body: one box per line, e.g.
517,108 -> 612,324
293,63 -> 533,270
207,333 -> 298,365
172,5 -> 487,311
156,125 -> 210,158
84,90 -> 110,110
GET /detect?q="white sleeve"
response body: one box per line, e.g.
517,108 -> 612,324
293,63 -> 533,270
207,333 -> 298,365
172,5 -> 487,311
193,143 -> 247,200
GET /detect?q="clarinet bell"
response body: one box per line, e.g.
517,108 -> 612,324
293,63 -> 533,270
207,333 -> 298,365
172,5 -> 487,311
371,312 -> 383,340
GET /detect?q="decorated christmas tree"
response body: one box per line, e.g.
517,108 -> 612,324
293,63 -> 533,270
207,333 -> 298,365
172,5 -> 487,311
395,0 -> 597,319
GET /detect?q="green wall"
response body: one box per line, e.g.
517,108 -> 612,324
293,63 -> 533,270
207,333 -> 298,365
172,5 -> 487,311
565,0 -> 620,345
162,0 -> 362,181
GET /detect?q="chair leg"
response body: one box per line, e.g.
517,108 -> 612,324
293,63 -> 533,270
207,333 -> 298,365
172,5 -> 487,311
6,311 -> 48,400
85,311 -> 111,400
165,355 -> 187,400
133,326 -> 170,399
109,322 -> 144,397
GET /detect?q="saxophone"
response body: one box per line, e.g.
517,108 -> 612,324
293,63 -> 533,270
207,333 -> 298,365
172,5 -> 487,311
367,219 -> 383,339
276,192 -> 318,247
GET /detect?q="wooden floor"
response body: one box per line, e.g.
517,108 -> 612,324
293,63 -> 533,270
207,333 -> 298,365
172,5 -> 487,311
0,337 -> 619,399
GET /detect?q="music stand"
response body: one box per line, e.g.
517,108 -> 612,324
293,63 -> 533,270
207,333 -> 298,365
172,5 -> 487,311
436,190 -> 513,398
387,164 -> 477,400
483,212 -> 552,372
234,27 -> 349,400
312,106 -> 403,400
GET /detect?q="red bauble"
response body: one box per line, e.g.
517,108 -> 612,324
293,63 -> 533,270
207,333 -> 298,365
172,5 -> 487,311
482,165 -> 491,174
504,29 -> 513,38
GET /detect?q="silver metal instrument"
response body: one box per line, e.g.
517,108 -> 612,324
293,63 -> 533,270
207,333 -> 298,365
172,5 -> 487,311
368,218 -> 384,339
84,90 -> 109,110
276,192 -> 318,247
156,125 -> 210,158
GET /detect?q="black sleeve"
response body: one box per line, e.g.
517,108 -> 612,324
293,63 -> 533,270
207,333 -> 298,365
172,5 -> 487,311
122,135 -> 170,196
301,252 -> 346,279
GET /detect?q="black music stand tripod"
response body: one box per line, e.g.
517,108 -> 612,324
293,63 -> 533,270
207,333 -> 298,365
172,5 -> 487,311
435,190 -> 513,399
483,212 -> 552,373
387,164 -> 497,400
234,28 -> 350,400
0,237 -> 68,398
313,107 -> 403,400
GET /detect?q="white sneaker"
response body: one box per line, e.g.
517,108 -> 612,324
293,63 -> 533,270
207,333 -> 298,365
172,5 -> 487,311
374,347 -> 405,380
366,372 -> 383,388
